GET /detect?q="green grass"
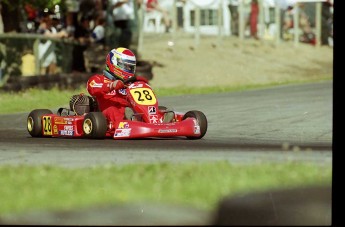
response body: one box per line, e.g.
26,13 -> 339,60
0,161 -> 331,215
0,77 -> 332,114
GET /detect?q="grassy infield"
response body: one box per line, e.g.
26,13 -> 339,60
0,80 -> 332,216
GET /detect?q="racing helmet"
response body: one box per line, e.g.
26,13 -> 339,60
104,47 -> 136,81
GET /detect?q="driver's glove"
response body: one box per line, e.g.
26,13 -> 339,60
110,80 -> 124,91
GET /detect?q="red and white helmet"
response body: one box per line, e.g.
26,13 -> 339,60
105,47 -> 136,81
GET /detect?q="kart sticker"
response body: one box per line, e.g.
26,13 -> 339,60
118,88 -> 127,95
89,80 -> 102,88
128,83 -> 143,89
118,122 -> 130,129
194,126 -> 201,134
130,88 -> 156,105
43,116 -> 52,135
64,125 -> 73,130
59,130 -> 74,136
54,117 -> 67,125
158,129 -> 178,133
149,115 -> 158,123
148,106 -> 156,114
114,128 -> 131,137
53,125 -> 58,135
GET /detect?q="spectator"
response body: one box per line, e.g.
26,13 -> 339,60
72,16 -> 92,72
110,0 -> 140,48
276,0 -> 297,39
91,16 -> 106,45
249,0 -> 259,39
298,3 -> 315,45
321,0 -> 333,46
24,3 -> 38,33
228,0 -> 239,36
37,10 -> 68,75
146,0 -> 171,33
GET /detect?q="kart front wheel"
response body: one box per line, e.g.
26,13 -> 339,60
182,110 -> 208,139
27,109 -> 53,137
83,112 -> 107,139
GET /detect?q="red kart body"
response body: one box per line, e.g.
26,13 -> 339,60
27,80 -> 207,140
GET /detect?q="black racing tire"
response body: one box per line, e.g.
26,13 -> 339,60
27,109 -> 53,137
182,110 -> 208,139
82,112 -> 107,139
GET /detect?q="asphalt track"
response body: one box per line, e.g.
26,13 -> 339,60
0,81 -> 332,168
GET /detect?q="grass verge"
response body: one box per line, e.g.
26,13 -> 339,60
0,161 -> 331,216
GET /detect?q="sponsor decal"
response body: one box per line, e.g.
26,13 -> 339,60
114,128 -> 131,137
64,125 -> 73,130
53,125 -> 58,135
130,88 -> 156,105
118,88 -> 127,95
54,117 -> 75,125
154,122 -> 176,126
59,130 -> 74,136
194,126 -> 200,134
158,129 -> 178,133
89,80 -> 103,88
148,106 -> 156,114
118,122 -> 130,129
43,116 -> 52,135
149,115 -> 158,123
54,117 -> 67,124
128,83 -> 143,89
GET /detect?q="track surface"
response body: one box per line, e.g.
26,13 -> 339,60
0,81 -> 332,167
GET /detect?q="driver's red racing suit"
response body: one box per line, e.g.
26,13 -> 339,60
87,74 -> 129,129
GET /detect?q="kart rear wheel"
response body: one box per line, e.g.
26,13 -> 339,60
182,110 -> 208,139
27,109 -> 53,137
83,112 -> 107,139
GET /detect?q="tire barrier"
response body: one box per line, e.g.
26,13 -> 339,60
0,60 -> 154,92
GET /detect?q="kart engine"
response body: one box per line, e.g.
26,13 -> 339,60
69,94 -> 98,115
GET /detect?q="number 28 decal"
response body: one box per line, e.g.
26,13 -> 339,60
130,88 -> 157,105
43,116 -> 53,135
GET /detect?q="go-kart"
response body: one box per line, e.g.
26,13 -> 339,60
27,76 -> 208,140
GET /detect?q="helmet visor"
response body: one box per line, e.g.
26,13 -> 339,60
118,59 -> 136,74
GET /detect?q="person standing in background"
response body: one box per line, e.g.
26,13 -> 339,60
37,10 -> 68,75
72,16 -> 92,72
110,0 -> 141,48
249,0 -> 259,39
228,0 -> 239,36
91,16 -> 106,45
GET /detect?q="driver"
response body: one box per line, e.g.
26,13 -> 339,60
86,47 -> 136,130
